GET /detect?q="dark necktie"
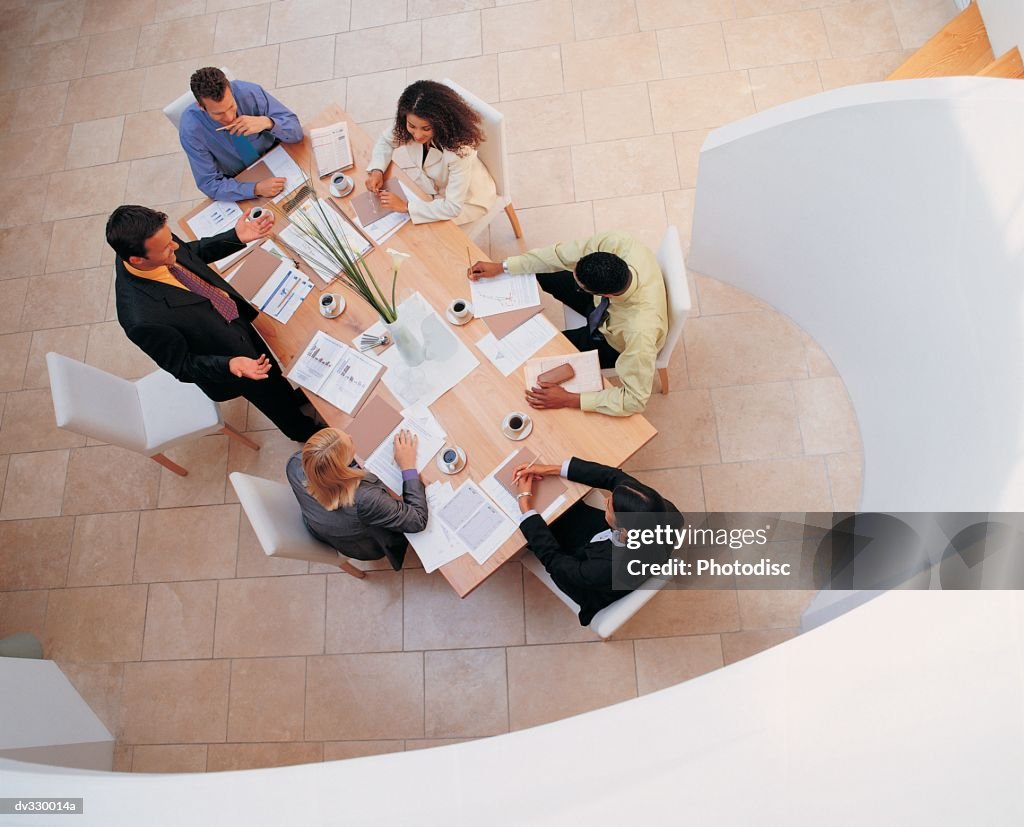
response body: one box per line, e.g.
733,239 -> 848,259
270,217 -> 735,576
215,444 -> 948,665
169,263 -> 239,324
229,131 -> 260,166
587,297 -> 610,341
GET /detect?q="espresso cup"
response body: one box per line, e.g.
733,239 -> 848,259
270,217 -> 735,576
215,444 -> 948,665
501,411 -> 532,440
247,207 -> 266,222
319,293 -> 344,318
446,298 -> 473,326
330,173 -> 354,197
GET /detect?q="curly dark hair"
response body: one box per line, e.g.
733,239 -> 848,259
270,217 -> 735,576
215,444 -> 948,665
389,81 -> 485,157
106,205 -> 168,261
190,67 -> 229,103
575,252 -> 631,295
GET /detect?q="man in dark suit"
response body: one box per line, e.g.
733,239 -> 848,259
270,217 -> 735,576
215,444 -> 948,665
513,457 -> 681,626
106,204 -> 318,442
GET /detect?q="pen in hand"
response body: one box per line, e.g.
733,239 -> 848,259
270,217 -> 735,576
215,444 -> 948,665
513,456 -> 538,483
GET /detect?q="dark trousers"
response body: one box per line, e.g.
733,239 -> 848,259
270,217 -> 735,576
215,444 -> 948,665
240,326 -> 319,443
536,271 -> 620,369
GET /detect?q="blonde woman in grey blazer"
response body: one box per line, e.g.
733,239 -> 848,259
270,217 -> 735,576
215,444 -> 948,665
287,428 -> 428,571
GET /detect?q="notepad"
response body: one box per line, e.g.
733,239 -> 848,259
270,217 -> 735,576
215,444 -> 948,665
310,121 -> 354,178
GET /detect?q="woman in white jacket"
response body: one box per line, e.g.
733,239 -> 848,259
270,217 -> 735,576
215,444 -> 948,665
365,80 -> 497,226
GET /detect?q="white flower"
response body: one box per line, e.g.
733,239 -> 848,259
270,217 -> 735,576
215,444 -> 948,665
385,247 -> 412,273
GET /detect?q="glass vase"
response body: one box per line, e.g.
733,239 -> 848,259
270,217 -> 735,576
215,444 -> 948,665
383,313 -> 425,367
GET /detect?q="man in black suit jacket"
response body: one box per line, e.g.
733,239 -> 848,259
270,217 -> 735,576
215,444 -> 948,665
513,457 -> 681,626
106,204 -> 318,442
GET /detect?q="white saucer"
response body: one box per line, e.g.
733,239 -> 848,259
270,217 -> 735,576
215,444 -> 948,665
436,446 -> 467,474
446,302 -> 474,326
501,416 -> 533,441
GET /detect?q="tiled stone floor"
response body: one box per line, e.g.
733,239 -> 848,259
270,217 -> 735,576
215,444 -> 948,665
0,0 -> 956,773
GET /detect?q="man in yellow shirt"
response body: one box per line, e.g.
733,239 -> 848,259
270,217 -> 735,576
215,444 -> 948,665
470,231 -> 667,416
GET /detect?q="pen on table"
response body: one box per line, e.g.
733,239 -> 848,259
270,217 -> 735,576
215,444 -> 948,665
513,456 -> 538,482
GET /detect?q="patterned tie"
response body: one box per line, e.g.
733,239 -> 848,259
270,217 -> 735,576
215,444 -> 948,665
169,263 -> 239,323
586,296 -> 610,341
229,131 -> 260,166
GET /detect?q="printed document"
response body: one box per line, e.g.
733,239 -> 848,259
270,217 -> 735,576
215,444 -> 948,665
405,482 -> 466,573
310,121 -> 354,177
249,261 -> 313,324
279,198 -> 372,282
476,313 -> 558,376
288,330 -> 382,414
187,200 -> 242,238
263,145 -> 306,204
364,404 -> 447,495
469,272 -> 540,318
438,480 -> 518,565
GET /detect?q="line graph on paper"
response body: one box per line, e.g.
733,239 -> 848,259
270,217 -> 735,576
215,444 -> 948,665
469,272 -> 541,318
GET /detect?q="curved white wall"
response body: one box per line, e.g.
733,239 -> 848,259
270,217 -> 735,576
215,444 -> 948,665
688,78 -> 1024,511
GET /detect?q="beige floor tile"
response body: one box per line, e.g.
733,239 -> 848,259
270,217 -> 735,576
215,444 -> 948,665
0,176 -> 49,229
634,633 -> 723,693
224,429 -> 298,502
721,626 -> 798,664
63,445 -> 161,514
0,449 -> 70,519
803,333 -> 837,378
826,450 -> 863,510
737,588 -> 815,629
403,565 -> 525,650
156,434 -> 229,508
22,38 -> 88,86
636,0 -> 734,30
405,737 -> 476,750
345,69 -> 408,123
507,640 -> 636,729
1,126 -> 73,179
749,61 -> 823,111
616,588 -> 741,637
425,648 -> 508,737
421,11 -> 481,63
213,3 -> 268,53
685,311 -> 807,387
711,382 -> 802,463
702,456 -> 832,511
663,188 -> 696,253
269,77 -> 348,124
276,35 -> 335,88
131,744 -> 207,773
658,23 -> 730,79
214,574 -> 325,657
406,54 -> 500,103
508,146 -> 574,208
0,589 -> 49,640
205,0 -> 268,12
573,0 -> 638,40
0,332 -> 30,391
30,0 -> 85,46
723,10 -> 831,69
409,0 -> 494,18
500,93 -> 585,154
135,504 -> 238,582
482,0 -> 573,52
497,45 -> 563,100
633,466 -> 706,513
43,163 -> 131,222
0,280 -> 29,336
84,320 -> 159,379
325,569 -> 404,654
572,133 -> 678,201
46,215 -> 107,273
733,0 -> 832,16
323,740 -> 405,761
67,511 -> 139,587
135,14 -> 217,66
0,517 -> 74,591
306,652 -> 424,739
649,72 -> 755,133
83,29 -> 141,77
562,32 -> 661,92
57,661 -> 124,735
0,223 -> 52,280
591,193 -> 667,253
623,389 -> 720,470
268,0 -> 353,44
351,0 -> 407,30
63,69 -> 145,123
66,117 -> 125,170
45,584 -> 147,662
120,659 -> 230,744
124,154 -> 185,206
0,389 -> 88,453
142,580 -> 218,660
227,656 -> 306,741
207,741 -> 323,771
235,514 -> 309,577
817,49 -> 908,90
792,376 -> 860,455
581,83 -> 653,143
11,83 -> 68,132
693,274 -> 768,315
822,0 -> 901,58
21,267 -> 112,330
81,0 -> 156,36
488,201 -> 594,262
523,566 -> 601,643
889,0 -> 957,50
118,110 -> 181,161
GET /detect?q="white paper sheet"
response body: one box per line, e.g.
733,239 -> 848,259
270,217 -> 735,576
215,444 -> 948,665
476,313 -> 559,376
263,145 -> 307,204
364,407 -> 447,495
280,198 -> 372,283
481,450 -> 569,523
359,293 -> 480,408
310,121 -> 354,177
437,480 -> 518,565
469,272 -> 541,318
349,209 -> 409,246
287,330 -> 382,414
250,261 -> 313,324
187,200 -> 242,239
405,482 -> 467,573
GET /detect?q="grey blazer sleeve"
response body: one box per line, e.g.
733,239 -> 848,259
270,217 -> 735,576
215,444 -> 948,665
355,478 -> 429,534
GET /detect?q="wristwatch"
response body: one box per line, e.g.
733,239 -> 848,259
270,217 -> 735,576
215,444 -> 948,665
502,260 -> 511,274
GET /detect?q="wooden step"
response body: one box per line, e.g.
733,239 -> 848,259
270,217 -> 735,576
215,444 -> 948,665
888,2 -> 993,80
977,47 -> 1024,78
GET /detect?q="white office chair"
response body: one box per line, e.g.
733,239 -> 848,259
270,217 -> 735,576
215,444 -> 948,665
46,353 -> 258,477
563,225 -> 691,394
229,472 -> 367,578
441,78 -> 522,242
162,66 -> 235,130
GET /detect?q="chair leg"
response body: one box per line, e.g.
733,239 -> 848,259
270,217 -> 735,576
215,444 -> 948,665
151,453 -> 188,476
658,367 -> 670,395
221,423 -> 261,451
504,202 -> 523,239
338,559 -> 366,579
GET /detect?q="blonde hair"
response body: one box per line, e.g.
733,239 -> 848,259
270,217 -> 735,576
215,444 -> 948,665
301,428 -> 365,510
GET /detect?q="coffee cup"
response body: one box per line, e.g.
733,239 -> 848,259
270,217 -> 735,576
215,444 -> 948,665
329,173 -> 354,198
501,411 -> 532,441
446,298 -> 473,325
247,207 -> 267,222
436,445 -> 467,475
319,293 -> 345,319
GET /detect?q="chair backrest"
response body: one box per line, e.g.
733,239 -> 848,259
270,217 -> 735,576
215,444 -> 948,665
441,78 -> 509,200
162,66 -> 234,130
46,353 -> 148,453
229,472 -> 342,566
655,225 -> 691,368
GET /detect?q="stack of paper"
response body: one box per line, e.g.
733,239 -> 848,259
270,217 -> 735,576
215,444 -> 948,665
310,121 -> 354,177
476,313 -> 559,376
287,330 -> 382,415
224,245 -> 313,324
437,480 -> 518,565
405,481 -> 464,573
185,201 -> 255,271
470,272 -> 541,318
279,198 -> 372,283
364,403 -> 447,495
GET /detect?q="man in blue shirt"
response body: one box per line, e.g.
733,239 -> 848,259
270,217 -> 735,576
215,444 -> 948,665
180,67 -> 303,202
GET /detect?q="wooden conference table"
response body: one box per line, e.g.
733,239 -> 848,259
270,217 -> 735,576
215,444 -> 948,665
181,104 -> 656,597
